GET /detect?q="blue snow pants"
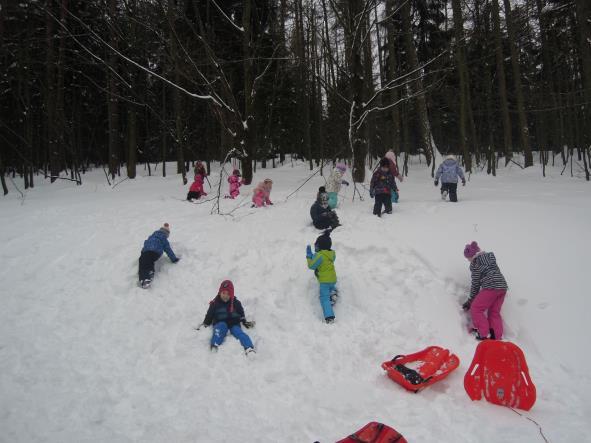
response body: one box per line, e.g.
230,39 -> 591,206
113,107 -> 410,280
319,283 -> 336,319
391,190 -> 399,203
211,322 -> 253,349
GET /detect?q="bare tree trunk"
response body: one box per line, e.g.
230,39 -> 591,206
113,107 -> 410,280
451,0 -> 472,171
491,0 -> 513,164
240,0 -> 256,183
575,0 -> 591,152
295,0 -> 312,169
503,0 -> 532,167
107,0 -> 119,179
386,0 -> 401,155
161,87 -> 167,177
401,0 -> 432,165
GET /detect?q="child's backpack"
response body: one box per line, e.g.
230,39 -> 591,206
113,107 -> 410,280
336,422 -> 407,443
464,340 -> 536,410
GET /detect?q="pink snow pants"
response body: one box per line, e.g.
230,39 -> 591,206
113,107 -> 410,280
470,288 -> 507,339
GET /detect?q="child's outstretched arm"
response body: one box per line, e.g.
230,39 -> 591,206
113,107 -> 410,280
163,240 -> 179,262
203,303 -> 215,326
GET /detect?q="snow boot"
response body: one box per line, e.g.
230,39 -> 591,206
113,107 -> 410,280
325,316 -> 335,324
245,347 -> 256,356
210,344 -> 219,352
441,190 -> 448,200
140,279 -> 152,289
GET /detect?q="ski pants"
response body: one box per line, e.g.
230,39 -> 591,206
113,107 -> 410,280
470,288 -> 507,339
373,193 -> 392,216
138,250 -> 160,282
211,322 -> 253,349
319,282 -> 336,319
313,212 -> 339,230
187,190 -> 202,200
441,182 -> 458,202
327,192 -> 338,209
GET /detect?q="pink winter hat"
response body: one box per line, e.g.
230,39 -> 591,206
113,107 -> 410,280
336,163 -> 347,173
464,241 -> 480,259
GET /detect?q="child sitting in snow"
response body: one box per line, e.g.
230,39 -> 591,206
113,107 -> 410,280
325,163 -> 349,209
462,241 -> 508,340
252,178 -> 273,208
384,149 -> 403,203
434,155 -> 466,202
310,186 -> 340,230
369,158 -> 397,217
306,230 -> 338,323
201,280 -> 255,355
187,173 -> 207,201
226,169 -> 244,199
138,223 -> 180,289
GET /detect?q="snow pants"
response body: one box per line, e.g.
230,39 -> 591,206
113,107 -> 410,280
470,288 -> 507,339
319,282 -> 336,320
187,191 -> 202,200
373,193 -> 392,216
211,322 -> 254,349
138,250 -> 160,282
441,182 -> 458,202
313,212 -> 340,230
327,192 -> 338,209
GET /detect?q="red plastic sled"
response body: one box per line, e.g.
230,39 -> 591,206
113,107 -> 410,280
381,346 -> 460,393
464,340 -> 536,410
336,421 -> 407,443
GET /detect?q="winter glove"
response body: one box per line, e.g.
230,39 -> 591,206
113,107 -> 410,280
342,180 -> 350,186
462,179 -> 466,186
462,300 -> 472,311
369,189 -> 375,199
306,245 -> 313,259
242,320 -> 256,329
434,180 -> 439,187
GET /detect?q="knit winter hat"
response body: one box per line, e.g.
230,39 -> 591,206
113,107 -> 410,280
318,186 -> 326,193
233,169 -> 241,176
263,178 -> 273,185
464,241 -> 481,259
160,223 -> 171,234
315,231 -> 332,251
216,279 -> 235,312
336,163 -> 347,173
446,154 -> 457,161
380,158 -> 390,168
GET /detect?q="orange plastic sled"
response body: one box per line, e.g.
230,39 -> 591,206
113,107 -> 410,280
464,340 -> 536,410
381,346 -> 460,393
336,421 -> 407,443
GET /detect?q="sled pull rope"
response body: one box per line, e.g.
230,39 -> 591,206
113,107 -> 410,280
508,407 -> 550,443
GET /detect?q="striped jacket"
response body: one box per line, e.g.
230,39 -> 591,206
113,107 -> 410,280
469,252 -> 508,300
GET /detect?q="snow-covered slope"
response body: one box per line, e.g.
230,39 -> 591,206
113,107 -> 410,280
1,159 -> 589,442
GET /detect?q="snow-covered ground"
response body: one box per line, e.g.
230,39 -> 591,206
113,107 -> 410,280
1,158 -> 589,442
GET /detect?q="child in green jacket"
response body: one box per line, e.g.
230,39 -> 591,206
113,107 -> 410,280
306,230 -> 338,323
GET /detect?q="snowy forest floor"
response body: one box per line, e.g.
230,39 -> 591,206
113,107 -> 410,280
1,158 -> 590,442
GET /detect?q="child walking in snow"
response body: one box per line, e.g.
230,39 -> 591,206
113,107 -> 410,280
384,150 -> 403,203
226,169 -> 244,199
434,155 -> 466,202
187,173 -> 207,201
369,158 -> 397,217
310,186 -> 340,229
252,178 -> 273,208
201,280 -> 255,355
306,230 -> 338,323
325,163 -> 349,209
462,241 -> 508,340
138,223 -> 180,289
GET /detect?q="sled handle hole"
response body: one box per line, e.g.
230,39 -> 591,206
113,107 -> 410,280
470,364 -> 479,376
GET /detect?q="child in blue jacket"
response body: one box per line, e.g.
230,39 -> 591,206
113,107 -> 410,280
138,223 -> 180,289
434,155 -> 466,202
306,230 -> 338,323
202,280 -> 255,355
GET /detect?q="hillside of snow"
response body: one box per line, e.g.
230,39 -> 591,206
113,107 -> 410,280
1,158 -> 590,442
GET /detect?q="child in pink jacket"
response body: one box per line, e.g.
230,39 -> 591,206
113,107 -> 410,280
226,169 -> 244,199
252,178 -> 273,207
187,174 -> 207,201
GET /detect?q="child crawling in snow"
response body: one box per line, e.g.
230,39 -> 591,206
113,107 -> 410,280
201,280 -> 256,355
